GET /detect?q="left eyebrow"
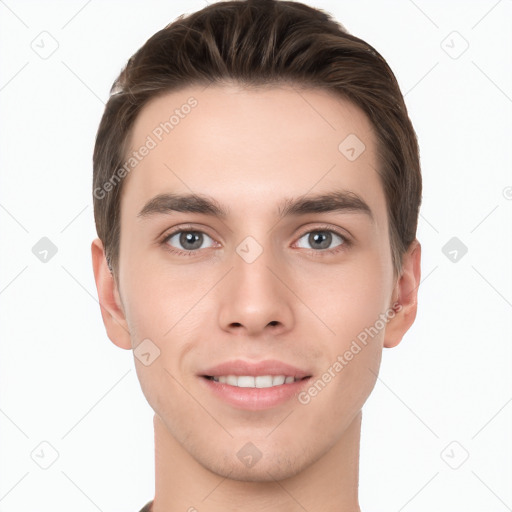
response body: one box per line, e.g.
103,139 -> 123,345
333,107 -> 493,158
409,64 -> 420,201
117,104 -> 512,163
277,190 -> 374,222
137,190 -> 374,222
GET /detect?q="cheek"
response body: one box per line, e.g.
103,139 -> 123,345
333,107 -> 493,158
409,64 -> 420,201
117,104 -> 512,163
120,261 -> 213,369
301,253 -> 391,340
295,250 -> 390,404
120,242 -> 186,328
121,269 -> 210,421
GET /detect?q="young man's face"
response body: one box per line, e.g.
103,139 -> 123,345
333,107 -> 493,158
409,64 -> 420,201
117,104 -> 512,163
93,83 -> 420,482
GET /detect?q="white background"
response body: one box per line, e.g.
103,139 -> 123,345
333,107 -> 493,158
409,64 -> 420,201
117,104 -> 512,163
1,1 -> 511,511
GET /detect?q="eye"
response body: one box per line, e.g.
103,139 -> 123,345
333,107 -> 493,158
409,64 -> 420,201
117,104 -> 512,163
295,229 -> 348,252
163,230 -> 216,253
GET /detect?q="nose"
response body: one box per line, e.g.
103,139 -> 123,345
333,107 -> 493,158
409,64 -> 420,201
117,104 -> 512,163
217,243 -> 295,337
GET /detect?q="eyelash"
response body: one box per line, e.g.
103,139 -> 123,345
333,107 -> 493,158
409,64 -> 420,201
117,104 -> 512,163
159,224 -> 352,257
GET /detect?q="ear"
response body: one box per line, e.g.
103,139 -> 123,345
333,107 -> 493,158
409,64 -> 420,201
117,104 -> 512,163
383,239 -> 421,348
91,238 -> 132,350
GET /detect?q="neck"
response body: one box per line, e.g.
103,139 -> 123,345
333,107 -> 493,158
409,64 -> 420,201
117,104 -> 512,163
152,412 -> 362,512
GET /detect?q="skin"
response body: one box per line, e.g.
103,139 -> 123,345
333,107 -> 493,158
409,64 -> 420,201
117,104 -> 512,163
92,83 -> 421,512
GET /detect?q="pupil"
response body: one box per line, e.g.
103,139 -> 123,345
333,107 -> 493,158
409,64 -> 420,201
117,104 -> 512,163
310,231 -> 331,249
180,231 -> 202,250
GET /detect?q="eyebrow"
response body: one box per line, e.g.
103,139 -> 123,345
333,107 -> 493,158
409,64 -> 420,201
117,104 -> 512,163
137,190 -> 374,222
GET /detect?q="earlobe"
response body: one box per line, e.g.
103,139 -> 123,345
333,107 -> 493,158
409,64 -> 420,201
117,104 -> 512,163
383,239 -> 422,348
91,238 -> 132,350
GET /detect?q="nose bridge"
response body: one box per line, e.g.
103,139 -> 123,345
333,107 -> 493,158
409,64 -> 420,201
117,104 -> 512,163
218,234 -> 294,334
235,237 -> 278,295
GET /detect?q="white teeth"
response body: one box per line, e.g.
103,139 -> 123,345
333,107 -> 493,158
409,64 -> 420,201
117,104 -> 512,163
237,376 -> 255,388
272,375 -> 285,386
210,375 -> 298,388
255,376 -> 273,388
226,375 -> 238,386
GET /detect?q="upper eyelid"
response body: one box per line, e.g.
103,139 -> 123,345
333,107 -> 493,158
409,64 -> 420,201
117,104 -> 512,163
296,225 -> 349,239
293,227 -> 350,249
162,225 -> 217,243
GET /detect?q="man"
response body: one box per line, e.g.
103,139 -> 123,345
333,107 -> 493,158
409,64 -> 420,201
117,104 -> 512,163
91,1 -> 422,510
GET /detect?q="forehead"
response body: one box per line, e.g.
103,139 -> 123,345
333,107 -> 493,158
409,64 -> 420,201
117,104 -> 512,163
120,83 -> 387,227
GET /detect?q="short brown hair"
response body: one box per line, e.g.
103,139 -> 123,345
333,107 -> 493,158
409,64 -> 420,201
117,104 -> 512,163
93,0 -> 421,281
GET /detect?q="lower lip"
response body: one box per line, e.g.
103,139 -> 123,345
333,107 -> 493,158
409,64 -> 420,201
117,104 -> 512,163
199,376 -> 311,411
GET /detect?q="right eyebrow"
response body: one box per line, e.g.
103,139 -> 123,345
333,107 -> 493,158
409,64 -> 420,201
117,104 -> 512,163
137,193 -> 228,219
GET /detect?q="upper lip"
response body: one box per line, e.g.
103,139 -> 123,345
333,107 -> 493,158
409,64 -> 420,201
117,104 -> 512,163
200,359 -> 311,379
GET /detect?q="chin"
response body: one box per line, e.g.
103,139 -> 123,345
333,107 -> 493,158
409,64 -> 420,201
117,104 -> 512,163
198,443 -> 317,483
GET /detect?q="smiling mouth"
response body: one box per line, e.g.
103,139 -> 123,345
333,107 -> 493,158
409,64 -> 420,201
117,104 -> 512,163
203,375 -> 311,388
